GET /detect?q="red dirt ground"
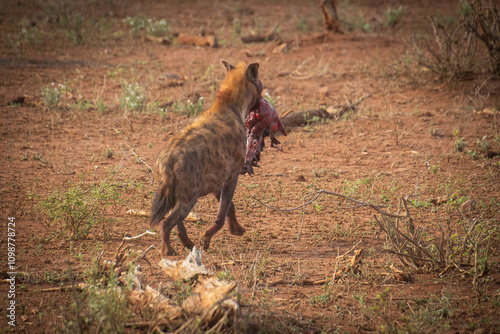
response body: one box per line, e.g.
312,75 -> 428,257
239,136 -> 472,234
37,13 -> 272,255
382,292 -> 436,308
1,0 -> 499,333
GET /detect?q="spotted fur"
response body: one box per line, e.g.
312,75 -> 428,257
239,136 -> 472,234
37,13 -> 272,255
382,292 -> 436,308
151,61 -> 263,257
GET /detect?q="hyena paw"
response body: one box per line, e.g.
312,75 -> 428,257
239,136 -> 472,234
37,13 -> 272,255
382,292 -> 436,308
164,249 -> 177,257
201,236 -> 211,251
229,225 -> 245,236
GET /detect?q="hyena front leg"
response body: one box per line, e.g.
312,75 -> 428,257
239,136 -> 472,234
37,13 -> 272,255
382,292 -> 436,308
202,175 -> 239,250
212,192 -> 245,236
161,202 -> 193,257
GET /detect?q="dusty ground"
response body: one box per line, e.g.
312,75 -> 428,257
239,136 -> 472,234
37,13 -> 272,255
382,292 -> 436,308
1,0 -> 499,333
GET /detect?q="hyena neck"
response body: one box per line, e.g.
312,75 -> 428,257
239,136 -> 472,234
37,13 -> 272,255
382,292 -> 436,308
212,97 -> 253,122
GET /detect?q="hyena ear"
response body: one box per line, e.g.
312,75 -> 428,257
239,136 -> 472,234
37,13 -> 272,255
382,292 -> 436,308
221,60 -> 235,72
245,63 -> 259,85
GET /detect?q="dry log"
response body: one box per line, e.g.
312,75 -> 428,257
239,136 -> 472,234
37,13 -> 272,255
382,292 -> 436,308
321,0 -> 343,33
281,94 -> 371,129
281,109 -> 329,129
241,24 -> 279,43
145,35 -> 172,45
176,33 -> 218,47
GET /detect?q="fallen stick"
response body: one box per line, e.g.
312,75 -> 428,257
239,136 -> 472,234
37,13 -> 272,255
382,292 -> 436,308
39,283 -> 87,293
177,33 -> 218,47
146,35 -> 172,45
115,230 -> 156,259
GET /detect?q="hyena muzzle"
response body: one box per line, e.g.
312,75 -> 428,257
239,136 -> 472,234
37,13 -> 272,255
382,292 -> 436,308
150,60 -> 263,257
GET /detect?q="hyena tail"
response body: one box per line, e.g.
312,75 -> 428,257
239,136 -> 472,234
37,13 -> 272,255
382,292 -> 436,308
150,181 -> 175,227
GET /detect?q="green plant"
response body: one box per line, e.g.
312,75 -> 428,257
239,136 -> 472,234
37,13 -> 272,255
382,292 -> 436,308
384,5 -> 405,27
15,18 -> 44,49
264,92 -> 279,107
455,137 -> 466,152
309,284 -> 332,306
120,82 -> 146,113
172,97 -> 204,117
102,147 -> 114,159
123,15 -> 148,35
232,18 -> 242,35
158,107 -> 168,120
216,270 -> 234,281
353,11 -> 372,32
145,18 -> 170,37
39,182 -> 122,240
71,97 -> 92,113
297,17 -> 310,32
84,262 -> 134,333
414,16 -> 477,81
41,83 -> 66,108
96,98 -> 108,114
124,15 -> 171,38
171,280 -> 193,306
42,0 -> 85,44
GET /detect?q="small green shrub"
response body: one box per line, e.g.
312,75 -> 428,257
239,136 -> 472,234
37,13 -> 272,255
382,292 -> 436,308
455,137 -> 466,152
296,17 -> 310,32
41,82 -> 66,108
42,0 -> 85,44
120,82 -> 146,113
145,18 -> 170,37
172,97 -> 204,117
123,15 -> 170,38
414,16 -> 476,82
102,147 -> 114,159
39,182 -> 122,240
123,15 -> 148,35
233,18 -> 242,35
384,5 -> 405,27
86,267 -> 133,333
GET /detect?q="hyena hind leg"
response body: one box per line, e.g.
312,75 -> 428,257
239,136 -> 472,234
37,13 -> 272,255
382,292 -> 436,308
202,177 -> 240,250
160,202 -> 193,257
176,221 -> 195,250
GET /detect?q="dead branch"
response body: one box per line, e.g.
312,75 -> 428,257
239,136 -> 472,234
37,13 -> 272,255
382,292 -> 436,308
281,94 -> 371,128
254,189 -> 405,219
121,140 -> 154,184
241,24 -> 280,43
39,283 -> 87,293
115,230 -> 156,260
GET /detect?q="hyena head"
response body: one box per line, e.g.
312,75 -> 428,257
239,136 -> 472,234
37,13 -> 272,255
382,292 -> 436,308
216,60 -> 263,120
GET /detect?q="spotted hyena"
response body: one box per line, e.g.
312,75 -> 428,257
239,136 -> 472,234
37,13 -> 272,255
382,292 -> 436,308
150,61 -> 263,257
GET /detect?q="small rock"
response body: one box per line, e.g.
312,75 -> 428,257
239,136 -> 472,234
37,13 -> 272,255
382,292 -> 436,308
430,196 -> 448,206
159,73 -> 181,80
319,86 -> 329,96
295,175 -> 306,182
9,96 -> 25,105
461,199 -> 476,212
